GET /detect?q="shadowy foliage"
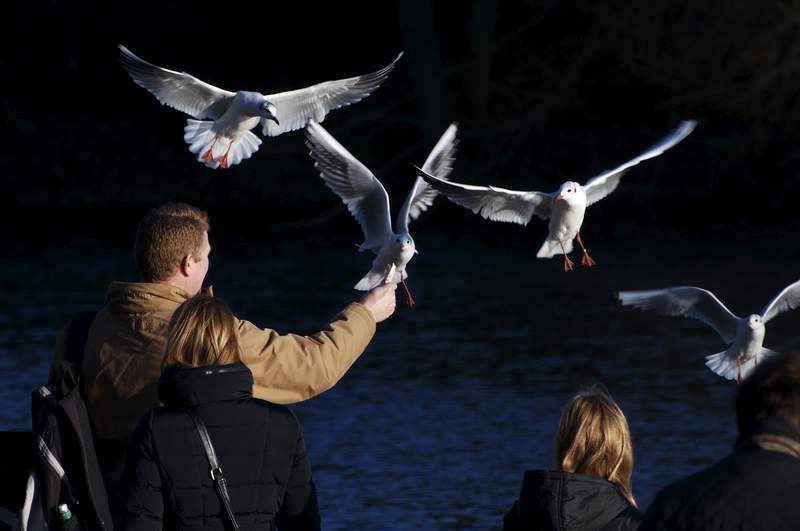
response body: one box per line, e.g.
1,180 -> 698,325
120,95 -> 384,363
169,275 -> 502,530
3,0 -> 800,242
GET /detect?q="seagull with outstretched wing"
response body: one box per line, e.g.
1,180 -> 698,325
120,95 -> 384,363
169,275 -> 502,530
417,120 -> 697,271
616,280 -> 800,382
305,121 -> 458,306
117,44 -> 402,169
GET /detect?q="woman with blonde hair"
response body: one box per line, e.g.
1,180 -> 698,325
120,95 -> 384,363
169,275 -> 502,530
116,294 -> 321,531
502,385 -> 643,531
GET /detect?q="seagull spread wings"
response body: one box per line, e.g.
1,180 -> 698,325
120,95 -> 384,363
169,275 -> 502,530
307,121 -> 459,249
616,287 -> 740,344
413,169 -> 554,226
305,121 -> 392,252
583,120 -> 697,205
263,54 -> 403,136
398,123 -> 459,232
118,45 -> 235,120
760,279 -> 800,323
118,45 -> 402,136
416,120 -> 697,226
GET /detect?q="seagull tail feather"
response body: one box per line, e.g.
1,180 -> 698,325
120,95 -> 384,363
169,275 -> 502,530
183,120 -> 262,168
536,238 -> 573,258
355,266 -> 405,291
705,350 -> 742,381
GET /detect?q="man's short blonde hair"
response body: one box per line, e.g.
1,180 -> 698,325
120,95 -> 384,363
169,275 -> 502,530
134,203 -> 210,283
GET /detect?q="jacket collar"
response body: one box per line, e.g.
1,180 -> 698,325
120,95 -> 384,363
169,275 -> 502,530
157,363 -> 254,407
107,282 -> 192,313
517,470 -> 634,530
735,418 -> 800,458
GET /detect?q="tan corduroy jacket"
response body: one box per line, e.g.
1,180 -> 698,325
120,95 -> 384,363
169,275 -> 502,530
50,281 -> 376,496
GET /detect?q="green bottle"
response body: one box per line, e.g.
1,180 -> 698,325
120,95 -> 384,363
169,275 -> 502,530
57,503 -> 72,522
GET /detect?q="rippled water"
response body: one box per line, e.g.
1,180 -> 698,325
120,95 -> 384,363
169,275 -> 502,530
2,223 -> 799,529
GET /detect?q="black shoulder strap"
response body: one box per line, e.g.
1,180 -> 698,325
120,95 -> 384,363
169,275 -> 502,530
64,310 -> 97,375
184,407 -> 240,531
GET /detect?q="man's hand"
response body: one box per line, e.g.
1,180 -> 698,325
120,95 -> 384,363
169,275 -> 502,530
359,282 -> 398,323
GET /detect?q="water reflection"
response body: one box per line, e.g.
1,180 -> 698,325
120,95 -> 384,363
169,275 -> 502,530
1,225 -> 798,529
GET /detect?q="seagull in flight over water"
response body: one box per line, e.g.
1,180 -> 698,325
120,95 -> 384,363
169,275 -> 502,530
416,120 -> 697,271
117,44 -> 402,169
305,121 -> 459,306
616,280 -> 800,382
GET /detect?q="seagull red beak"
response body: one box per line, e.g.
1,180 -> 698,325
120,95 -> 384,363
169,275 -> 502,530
271,116 -> 280,125
556,194 -> 564,201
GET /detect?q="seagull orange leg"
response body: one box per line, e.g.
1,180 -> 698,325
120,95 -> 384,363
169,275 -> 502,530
575,232 -> 596,267
201,136 -> 221,164
737,358 -> 743,384
559,240 -> 574,271
217,141 -> 235,169
401,277 -> 415,307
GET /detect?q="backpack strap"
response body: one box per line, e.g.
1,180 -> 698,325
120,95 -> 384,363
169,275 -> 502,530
64,311 -> 97,375
184,407 -> 240,531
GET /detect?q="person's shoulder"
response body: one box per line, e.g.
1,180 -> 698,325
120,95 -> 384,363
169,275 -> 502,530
599,505 -> 644,531
250,398 -> 299,423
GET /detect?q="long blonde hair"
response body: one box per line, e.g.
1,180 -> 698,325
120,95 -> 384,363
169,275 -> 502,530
162,294 -> 242,371
555,385 -> 637,507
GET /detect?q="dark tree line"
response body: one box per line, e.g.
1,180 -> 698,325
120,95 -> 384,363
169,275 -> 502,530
3,0 -> 800,245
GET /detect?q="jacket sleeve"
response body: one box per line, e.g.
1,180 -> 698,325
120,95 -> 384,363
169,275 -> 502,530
114,412 -> 164,531
274,426 -> 321,531
238,302 -> 376,404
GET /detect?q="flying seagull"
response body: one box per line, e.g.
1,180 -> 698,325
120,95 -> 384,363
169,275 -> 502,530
117,44 -> 402,169
616,280 -> 800,382
416,120 -> 697,271
305,121 -> 459,306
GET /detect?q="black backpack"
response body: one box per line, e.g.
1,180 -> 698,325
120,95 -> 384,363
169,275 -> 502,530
15,311 -> 112,531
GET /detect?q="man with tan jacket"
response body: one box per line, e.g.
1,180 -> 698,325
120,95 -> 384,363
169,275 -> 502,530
49,202 -> 397,503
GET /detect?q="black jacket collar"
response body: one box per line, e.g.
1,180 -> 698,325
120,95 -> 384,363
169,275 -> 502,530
157,363 -> 254,407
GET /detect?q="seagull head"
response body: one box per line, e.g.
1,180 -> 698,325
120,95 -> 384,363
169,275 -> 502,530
746,314 -> 763,327
555,181 -> 582,202
396,235 -> 414,250
395,236 -> 416,257
259,100 -> 279,125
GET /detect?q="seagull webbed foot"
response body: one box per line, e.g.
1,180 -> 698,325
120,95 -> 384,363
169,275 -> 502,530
559,239 -> 574,272
401,277 -> 415,307
201,135 -> 221,163
575,232 -> 595,267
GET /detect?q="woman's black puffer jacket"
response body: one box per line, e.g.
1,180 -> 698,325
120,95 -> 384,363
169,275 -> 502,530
503,470 -> 643,531
115,363 -> 320,531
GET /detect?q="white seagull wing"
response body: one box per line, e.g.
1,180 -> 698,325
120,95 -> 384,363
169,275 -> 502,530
117,45 -> 235,120
398,122 -> 460,232
617,286 -> 739,344
305,121 -> 392,251
261,53 -> 403,137
415,167 -> 552,225
760,279 -> 800,323
583,120 -> 698,206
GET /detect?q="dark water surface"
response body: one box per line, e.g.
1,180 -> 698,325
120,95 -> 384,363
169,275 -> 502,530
2,224 -> 799,530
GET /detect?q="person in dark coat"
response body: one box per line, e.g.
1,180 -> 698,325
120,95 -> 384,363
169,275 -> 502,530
638,349 -> 800,531
503,385 -> 643,531
115,294 -> 321,531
